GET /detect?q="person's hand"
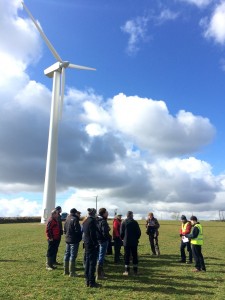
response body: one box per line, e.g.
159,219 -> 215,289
48,238 -> 53,242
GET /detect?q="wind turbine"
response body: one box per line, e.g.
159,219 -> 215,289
21,1 -> 96,223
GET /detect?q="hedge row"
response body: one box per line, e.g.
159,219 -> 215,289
0,217 -> 41,224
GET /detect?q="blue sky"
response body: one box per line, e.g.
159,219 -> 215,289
1,0 -> 225,219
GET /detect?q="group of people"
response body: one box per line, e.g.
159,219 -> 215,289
45,207 -> 206,288
179,214 -> 206,272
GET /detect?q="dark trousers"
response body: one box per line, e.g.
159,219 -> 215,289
85,247 -> 98,284
46,240 -> 58,258
180,241 -> 192,262
114,237 -> 122,262
124,245 -> 138,266
192,244 -> 206,271
53,237 -> 61,263
149,234 -> 159,254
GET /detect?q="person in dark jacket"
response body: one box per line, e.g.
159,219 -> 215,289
120,211 -> 141,276
146,212 -> 160,255
63,208 -> 82,277
82,208 -> 100,288
185,216 -> 206,272
96,207 -> 111,280
113,213 -> 123,263
45,209 -> 60,270
53,206 -> 63,265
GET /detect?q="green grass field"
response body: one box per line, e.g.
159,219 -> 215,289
0,220 -> 224,300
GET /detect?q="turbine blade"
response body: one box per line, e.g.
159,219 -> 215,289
59,67 -> 66,121
21,1 -> 63,63
69,63 -> 96,71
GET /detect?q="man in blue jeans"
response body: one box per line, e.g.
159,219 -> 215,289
63,208 -> 82,277
96,207 -> 111,280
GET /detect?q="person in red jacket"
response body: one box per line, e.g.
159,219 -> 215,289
45,209 -> 60,270
179,215 -> 192,264
113,213 -> 123,263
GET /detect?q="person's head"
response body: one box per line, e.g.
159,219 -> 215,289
190,215 -> 198,225
148,212 -> 154,220
180,215 -> 187,223
55,206 -> 62,214
116,213 -> 122,220
98,207 -> 108,218
70,208 -> 77,215
87,208 -> 97,217
51,209 -> 58,219
127,211 -> 133,219
76,211 -> 81,219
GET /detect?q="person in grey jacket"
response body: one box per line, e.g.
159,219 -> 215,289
120,211 -> 141,276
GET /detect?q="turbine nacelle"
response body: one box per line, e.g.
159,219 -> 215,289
44,61 -> 70,78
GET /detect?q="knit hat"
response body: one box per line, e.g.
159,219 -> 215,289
70,208 -> 77,214
180,215 -> 187,221
87,208 -> 97,216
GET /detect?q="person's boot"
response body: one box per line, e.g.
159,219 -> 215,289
63,261 -> 69,275
155,245 -> 160,256
101,266 -> 107,279
123,265 -> 130,276
133,265 -> 138,276
46,257 -> 55,271
69,261 -> 76,277
96,263 -> 104,280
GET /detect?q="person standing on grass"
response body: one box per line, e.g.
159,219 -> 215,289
146,212 -> 160,255
120,211 -> 141,276
179,215 -> 192,264
63,208 -> 82,277
185,216 -> 206,272
82,208 -> 100,288
96,208 -> 111,280
53,206 -> 63,265
45,209 -> 60,270
113,213 -> 123,263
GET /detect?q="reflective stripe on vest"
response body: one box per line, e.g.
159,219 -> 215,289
191,224 -> 203,245
181,222 -> 189,234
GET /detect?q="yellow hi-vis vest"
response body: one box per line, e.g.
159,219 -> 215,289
191,224 -> 203,245
181,222 -> 190,234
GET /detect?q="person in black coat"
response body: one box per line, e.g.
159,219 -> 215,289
82,208 -> 100,288
96,208 -> 111,280
63,208 -> 82,277
120,211 -> 141,276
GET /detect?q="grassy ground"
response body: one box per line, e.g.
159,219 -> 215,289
0,220 -> 224,300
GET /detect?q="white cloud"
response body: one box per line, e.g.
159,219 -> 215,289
121,16 -> 149,55
0,198 -> 41,217
202,2 -> 225,44
180,0 -> 212,7
157,9 -> 179,24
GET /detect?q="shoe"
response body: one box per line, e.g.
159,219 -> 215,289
201,268 -> 206,272
53,261 -> 61,265
123,271 -> 129,276
186,261 -> 193,264
192,268 -> 201,272
151,253 -> 157,256
89,283 -> 101,288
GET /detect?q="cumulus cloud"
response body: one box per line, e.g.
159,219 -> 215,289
202,2 -> 225,45
121,16 -> 149,55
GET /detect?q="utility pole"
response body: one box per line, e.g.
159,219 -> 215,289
95,195 -> 98,212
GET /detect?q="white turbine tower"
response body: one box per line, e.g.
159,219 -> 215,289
21,2 -> 96,223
